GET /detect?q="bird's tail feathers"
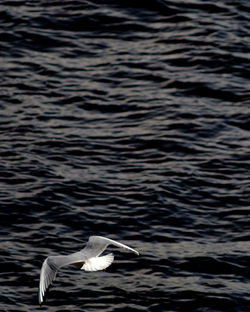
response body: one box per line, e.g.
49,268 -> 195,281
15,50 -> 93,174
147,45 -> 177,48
81,253 -> 114,271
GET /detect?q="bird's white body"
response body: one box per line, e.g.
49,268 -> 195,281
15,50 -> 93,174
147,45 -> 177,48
38,236 -> 139,304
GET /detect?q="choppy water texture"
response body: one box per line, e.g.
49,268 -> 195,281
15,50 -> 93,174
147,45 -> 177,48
1,0 -> 250,311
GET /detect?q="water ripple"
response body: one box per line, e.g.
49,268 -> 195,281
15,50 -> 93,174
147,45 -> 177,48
0,0 -> 250,311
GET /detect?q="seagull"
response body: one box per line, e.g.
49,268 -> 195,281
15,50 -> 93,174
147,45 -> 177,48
38,235 -> 139,304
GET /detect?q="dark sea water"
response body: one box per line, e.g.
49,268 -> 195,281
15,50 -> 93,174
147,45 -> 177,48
1,0 -> 250,311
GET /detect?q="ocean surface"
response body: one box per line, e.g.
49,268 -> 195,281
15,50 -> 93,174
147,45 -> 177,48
0,0 -> 250,311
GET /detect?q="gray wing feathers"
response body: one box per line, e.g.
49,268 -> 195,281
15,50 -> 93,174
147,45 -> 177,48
39,252 -> 87,304
88,236 -> 139,255
39,258 -> 57,305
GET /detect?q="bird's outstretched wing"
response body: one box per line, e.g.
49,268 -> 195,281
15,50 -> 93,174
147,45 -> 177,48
84,236 -> 139,256
38,251 -> 85,305
39,257 -> 57,305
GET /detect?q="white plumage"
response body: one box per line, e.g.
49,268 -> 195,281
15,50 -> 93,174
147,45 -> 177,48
38,236 -> 139,305
82,253 -> 114,271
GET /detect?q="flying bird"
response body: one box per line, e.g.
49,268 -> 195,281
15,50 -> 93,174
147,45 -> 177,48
38,235 -> 139,304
